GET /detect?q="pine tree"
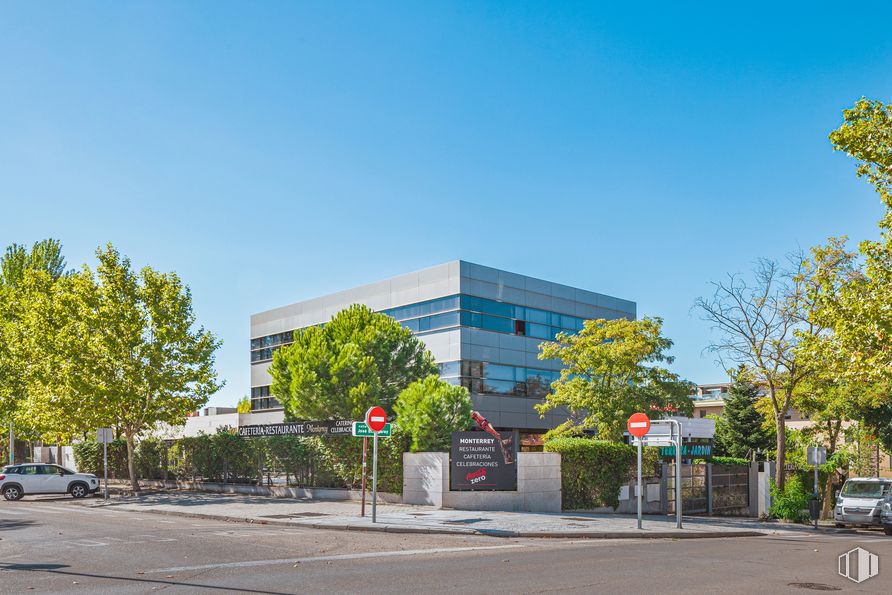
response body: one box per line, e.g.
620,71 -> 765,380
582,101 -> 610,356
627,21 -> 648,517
715,373 -> 774,459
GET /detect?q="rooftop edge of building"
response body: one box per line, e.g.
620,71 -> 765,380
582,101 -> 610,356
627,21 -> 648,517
250,260 -> 636,330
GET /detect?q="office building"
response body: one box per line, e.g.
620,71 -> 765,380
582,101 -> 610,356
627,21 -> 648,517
248,261 -> 636,441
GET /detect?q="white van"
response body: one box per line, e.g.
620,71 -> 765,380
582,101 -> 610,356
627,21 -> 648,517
833,477 -> 892,527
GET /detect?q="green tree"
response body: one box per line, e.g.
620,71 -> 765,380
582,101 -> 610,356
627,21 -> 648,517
695,255 -> 824,489
394,375 -> 473,452
805,99 -> 892,383
0,238 -> 67,287
25,244 -> 223,490
269,304 -> 437,421
0,239 -> 70,448
714,371 -> 774,459
535,317 -> 693,441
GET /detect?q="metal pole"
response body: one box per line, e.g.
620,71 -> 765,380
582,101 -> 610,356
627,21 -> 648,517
8,421 -> 13,465
814,461 -> 819,530
371,433 -> 379,523
670,419 -> 682,529
637,438 -> 643,530
103,438 -> 109,500
361,437 -> 368,517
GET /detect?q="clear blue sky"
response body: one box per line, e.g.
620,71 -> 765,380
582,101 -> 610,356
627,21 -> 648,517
2,2 -> 891,408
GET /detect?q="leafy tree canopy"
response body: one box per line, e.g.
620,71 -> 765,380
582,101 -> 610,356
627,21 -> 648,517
270,304 -> 437,421
20,244 -> 223,489
394,375 -> 473,452
0,238 -> 67,287
535,317 -> 693,441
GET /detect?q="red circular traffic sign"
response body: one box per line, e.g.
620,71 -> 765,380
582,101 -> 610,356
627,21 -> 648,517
627,413 -> 651,438
365,406 -> 387,433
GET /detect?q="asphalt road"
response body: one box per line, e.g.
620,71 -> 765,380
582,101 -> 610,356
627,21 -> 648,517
1,496 -> 891,594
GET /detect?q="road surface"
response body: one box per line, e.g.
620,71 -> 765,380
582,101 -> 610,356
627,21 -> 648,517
1,496 -> 890,593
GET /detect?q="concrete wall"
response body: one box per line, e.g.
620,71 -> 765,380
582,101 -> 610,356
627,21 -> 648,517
403,451 -> 561,512
33,446 -> 77,471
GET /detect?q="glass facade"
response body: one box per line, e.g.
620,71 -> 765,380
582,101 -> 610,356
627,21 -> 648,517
250,293 -> 596,364
250,385 -> 280,411
438,360 -> 561,399
249,293 -> 613,411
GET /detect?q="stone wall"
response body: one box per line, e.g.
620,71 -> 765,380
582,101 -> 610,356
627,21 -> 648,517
403,451 -> 561,512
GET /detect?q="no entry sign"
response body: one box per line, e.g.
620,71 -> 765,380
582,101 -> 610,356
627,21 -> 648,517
365,406 -> 387,433
627,413 -> 651,438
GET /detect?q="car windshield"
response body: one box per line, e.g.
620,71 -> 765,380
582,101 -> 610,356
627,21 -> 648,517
841,481 -> 888,499
1,465 -> 16,473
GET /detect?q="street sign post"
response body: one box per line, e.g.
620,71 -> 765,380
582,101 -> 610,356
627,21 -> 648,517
351,422 -> 392,437
365,406 -> 387,523
628,413 -> 650,530
647,419 -> 683,529
97,427 -> 113,500
808,446 -> 827,530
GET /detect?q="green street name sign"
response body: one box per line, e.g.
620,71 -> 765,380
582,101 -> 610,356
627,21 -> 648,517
351,422 -> 392,437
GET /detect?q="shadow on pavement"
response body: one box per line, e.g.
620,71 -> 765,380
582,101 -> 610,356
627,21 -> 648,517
0,563 -> 292,594
0,519 -> 37,531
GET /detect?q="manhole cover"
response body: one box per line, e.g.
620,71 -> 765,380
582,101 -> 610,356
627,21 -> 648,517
787,583 -> 841,591
261,512 -> 329,519
443,518 -> 490,525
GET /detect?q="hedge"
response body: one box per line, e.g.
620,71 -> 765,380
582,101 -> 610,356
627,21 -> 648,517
73,429 -> 408,494
711,456 -> 750,467
544,438 -> 641,509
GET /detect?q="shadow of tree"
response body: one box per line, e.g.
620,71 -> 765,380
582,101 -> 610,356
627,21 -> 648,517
0,563 -> 291,594
0,519 -> 37,531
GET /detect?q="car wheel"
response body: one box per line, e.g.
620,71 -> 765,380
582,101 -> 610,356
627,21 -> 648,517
70,483 -> 88,499
3,485 -> 22,501
834,523 -> 846,528
884,526 -> 892,536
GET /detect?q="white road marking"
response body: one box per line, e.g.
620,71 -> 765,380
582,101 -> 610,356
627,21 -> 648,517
0,508 -> 27,515
35,505 -> 102,514
65,539 -> 109,547
148,544 -> 526,573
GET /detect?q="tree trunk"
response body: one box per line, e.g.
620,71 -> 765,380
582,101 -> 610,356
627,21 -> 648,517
56,437 -> 62,467
125,433 -> 140,492
775,413 -> 786,490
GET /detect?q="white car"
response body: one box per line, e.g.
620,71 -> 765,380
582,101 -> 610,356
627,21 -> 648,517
833,477 -> 892,527
0,463 -> 100,500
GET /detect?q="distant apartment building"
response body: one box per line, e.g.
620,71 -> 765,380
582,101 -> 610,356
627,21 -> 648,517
690,382 -> 810,427
248,261 -> 636,441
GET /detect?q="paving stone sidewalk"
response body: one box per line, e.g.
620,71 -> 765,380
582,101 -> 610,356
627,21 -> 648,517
77,491 -> 826,539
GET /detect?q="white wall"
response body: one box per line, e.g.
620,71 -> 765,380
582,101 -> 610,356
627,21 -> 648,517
403,451 -> 562,512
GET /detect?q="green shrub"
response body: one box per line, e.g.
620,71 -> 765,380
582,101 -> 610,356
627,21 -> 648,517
711,456 -> 750,466
73,439 -> 129,478
314,426 -> 409,494
394,375 -> 473,452
769,475 -> 811,523
544,438 -> 637,509
135,437 -> 167,480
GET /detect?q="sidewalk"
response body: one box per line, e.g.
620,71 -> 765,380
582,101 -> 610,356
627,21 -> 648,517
76,490 -> 818,539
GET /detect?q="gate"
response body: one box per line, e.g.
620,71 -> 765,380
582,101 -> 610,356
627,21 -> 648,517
664,463 -> 707,514
711,464 -> 750,515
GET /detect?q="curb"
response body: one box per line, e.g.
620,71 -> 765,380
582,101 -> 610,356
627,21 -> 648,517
77,502 -> 767,540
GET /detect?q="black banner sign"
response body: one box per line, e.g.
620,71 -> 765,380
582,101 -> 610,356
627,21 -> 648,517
450,431 -> 517,491
237,420 -> 352,438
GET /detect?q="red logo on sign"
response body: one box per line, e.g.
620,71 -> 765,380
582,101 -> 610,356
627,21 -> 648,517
466,468 -> 487,484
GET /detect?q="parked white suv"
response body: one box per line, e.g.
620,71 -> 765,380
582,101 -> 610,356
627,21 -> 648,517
0,464 -> 99,500
833,477 -> 892,527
